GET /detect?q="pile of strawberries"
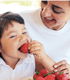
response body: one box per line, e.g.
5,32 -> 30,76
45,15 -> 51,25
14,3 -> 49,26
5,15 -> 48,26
33,69 -> 70,80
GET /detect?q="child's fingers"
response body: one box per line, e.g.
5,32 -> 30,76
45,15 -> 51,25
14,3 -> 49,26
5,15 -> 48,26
28,40 -> 43,50
30,46 -> 41,53
30,50 -> 41,55
29,40 -> 41,46
28,43 -> 41,51
30,43 -> 41,48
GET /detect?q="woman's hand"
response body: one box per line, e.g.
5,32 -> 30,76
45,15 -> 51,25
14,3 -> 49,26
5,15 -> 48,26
28,40 -> 46,60
53,60 -> 70,79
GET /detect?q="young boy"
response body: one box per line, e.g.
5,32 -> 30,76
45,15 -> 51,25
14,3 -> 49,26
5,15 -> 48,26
0,12 -> 55,80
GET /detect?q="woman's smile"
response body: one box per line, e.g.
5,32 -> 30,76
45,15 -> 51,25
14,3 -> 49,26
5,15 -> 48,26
43,17 -> 56,23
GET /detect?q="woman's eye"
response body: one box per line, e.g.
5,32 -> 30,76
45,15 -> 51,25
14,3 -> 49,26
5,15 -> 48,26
22,32 -> 27,34
52,6 -> 63,14
42,1 -> 47,4
10,35 -> 16,38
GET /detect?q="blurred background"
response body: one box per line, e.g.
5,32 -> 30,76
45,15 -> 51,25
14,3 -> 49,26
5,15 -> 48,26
0,0 -> 41,14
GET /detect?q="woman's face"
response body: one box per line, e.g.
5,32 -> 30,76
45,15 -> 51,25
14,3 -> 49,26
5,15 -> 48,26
41,1 -> 70,30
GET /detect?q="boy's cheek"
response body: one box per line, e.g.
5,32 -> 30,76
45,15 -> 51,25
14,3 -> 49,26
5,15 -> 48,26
0,46 -> 1,52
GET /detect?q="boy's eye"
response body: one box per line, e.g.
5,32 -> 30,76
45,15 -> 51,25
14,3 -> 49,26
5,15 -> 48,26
42,1 -> 47,4
10,35 -> 16,38
22,32 -> 27,34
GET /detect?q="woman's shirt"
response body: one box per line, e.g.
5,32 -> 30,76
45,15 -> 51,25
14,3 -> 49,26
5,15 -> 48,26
19,9 -> 70,64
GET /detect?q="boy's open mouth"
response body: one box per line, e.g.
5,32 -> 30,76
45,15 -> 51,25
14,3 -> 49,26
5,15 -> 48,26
18,45 -> 23,52
18,47 -> 21,51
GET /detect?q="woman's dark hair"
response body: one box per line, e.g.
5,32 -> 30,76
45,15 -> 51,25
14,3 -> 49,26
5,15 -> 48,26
41,1 -> 70,6
0,11 -> 24,58
41,1 -> 47,4
0,11 -> 24,39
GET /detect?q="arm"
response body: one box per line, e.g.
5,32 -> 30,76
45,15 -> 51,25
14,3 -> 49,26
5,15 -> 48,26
34,55 -> 45,71
29,40 -> 70,79
34,53 -> 55,72
29,40 -> 55,72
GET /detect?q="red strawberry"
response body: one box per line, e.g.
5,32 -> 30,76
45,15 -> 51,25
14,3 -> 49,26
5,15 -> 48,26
20,43 -> 29,53
33,71 -> 40,79
36,76 -> 45,80
53,72 -> 59,77
56,72 -> 67,80
51,72 -> 59,78
45,73 -> 55,80
40,69 -> 49,77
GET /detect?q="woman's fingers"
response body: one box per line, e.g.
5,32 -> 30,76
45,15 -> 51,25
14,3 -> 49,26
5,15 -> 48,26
54,60 -> 67,68
54,64 -> 69,72
53,60 -> 70,79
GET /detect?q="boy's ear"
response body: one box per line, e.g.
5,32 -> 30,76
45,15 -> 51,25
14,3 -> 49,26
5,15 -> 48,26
0,40 -> 1,53
0,46 -> 1,52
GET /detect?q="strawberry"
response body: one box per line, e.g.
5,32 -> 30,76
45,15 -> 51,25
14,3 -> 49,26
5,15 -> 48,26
52,72 -> 59,79
51,72 -> 59,78
56,72 -> 67,80
45,73 -> 55,80
20,43 -> 29,53
33,71 -> 40,79
53,72 -> 59,77
36,76 -> 45,80
40,69 -> 49,77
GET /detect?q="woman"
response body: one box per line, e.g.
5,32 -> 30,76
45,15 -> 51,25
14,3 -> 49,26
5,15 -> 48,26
19,1 -> 70,79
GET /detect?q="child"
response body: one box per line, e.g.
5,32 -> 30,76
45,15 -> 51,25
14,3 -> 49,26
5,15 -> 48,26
0,12 -> 55,80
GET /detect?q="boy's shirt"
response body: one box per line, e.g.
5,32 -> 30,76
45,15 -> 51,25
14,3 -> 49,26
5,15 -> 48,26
0,54 -> 35,80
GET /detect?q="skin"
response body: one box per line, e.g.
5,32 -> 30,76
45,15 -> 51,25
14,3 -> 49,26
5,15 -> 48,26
29,40 -> 55,72
41,1 -> 70,79
0,21 -> 55,73
0,21 -> 31,69
41,1 -> 70,30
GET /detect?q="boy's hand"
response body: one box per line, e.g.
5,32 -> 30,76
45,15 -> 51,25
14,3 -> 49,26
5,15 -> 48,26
53,60 -> 70,79
28,40 -> 46,59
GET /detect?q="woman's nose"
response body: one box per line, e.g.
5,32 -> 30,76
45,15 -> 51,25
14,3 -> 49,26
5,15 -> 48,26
42,6 -> 52,17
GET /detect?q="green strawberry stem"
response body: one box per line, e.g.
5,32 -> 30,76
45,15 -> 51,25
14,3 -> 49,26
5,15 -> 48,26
36,71 -> 39,75
51,72 -> 55,74
44,74 -> 48,77
48,73 -> 51,75
59,72 -> 63,75
28,49 -> 30,52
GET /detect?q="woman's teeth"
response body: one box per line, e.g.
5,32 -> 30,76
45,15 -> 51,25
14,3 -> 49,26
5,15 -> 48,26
47,18 -> 52,20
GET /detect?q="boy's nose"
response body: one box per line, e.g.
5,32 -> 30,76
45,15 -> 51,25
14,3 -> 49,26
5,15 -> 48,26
42,6 -> 52,17
19,35 -> 26,42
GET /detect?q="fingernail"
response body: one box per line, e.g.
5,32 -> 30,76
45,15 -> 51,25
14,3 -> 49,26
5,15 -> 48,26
54,65 -> 57,68
54,69 -> 57,72
28,46 -> 30,49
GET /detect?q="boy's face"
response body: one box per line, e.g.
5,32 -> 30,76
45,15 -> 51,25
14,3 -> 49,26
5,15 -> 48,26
41,1 -> 70,30
0,21 -> 31,61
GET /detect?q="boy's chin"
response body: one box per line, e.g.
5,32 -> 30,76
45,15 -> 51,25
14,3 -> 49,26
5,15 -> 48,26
20,53 -> 28,59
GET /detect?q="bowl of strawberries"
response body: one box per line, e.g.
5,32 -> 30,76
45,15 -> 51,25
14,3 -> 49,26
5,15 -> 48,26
33,69 -> 69,80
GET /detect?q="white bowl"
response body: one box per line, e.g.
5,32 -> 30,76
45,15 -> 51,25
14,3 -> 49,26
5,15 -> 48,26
21,76 -> 33,80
